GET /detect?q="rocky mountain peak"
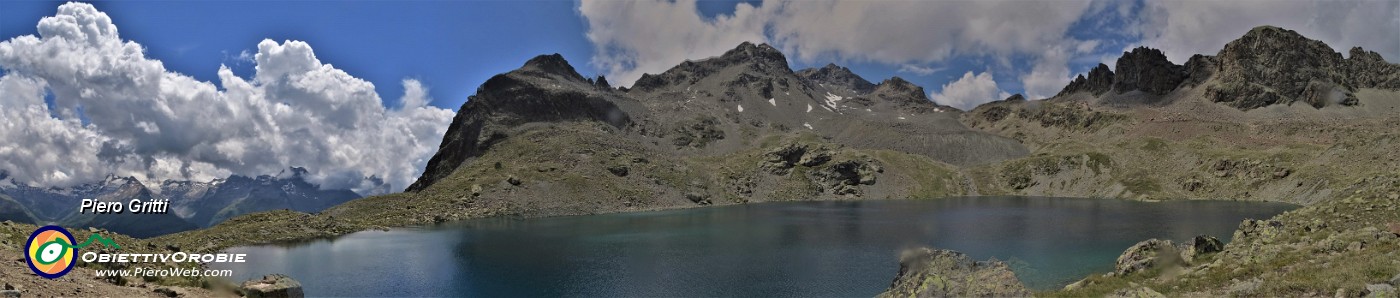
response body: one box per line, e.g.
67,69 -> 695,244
1057,63 -> 1114,97
520,53 -> 587,82
1113,47 -> 1185,95
1345,47 -> 1400,89
797,63 -> 876,94
1207,25 -> 1356,109
719,42 -> 788,66
872,76 -> 928,101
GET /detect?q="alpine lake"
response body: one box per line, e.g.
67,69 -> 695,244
213,196 -> 1296,297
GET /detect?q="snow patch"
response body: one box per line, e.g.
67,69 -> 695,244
823,92 -> 845,111
737,104 -> 744,112
768,98 -> 776,106
806,104 -> 813,113
898,116 -> 907,120
803,122 -> 814,130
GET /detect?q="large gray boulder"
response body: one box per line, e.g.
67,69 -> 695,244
241,274 -> 305,298
1113,239 -> 1180,276
879,247 -> 1031,298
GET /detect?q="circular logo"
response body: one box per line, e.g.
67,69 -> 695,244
26,225 -> 76,279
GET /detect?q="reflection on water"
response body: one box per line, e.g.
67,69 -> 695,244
215,197 -> 1295,297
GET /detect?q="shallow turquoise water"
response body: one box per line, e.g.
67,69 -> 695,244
214,197 -> 1295,297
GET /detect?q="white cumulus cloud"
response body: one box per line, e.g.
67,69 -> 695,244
579,0 -> 769,87
1137,0 -> 1400,63
579,0 -> 1094,88
930,71 -> 1010,110
0,3 -> 454,194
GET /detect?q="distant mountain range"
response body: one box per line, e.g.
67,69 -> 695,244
0,168 -> 363,237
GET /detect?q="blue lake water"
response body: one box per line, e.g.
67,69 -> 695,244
213,197 -> 1296,297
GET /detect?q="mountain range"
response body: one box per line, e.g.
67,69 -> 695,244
0,168 -> 363,237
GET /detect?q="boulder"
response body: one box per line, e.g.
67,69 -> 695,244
606,165 -> 629,177
1180,235 -> 1224,263
1114,239 -> 1180,276
154,286 -> 184,297
241,274 -> 305,298
1365,283 -> 1396,298
878,247 -> 1031,298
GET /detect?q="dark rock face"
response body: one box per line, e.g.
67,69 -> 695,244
1181,235 -> 1224,263
1207,26 -> 1358,109
1345,47 -> 1400,89
1044,26 -> 1397,110
1113,47 -> 1186,95
797,63 -> 876,94
879,247 -> 1032,298
811,158 -> 882,195
521,54 -> 587,83
634,41 -> 791,93
1182,54 -> 1218,87
407,54 -> 633,192
241,274 -> 304,298
1058,63 -> 1114,97
872,77 -> 929,102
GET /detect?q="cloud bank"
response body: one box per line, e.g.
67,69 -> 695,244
0,3 -> 454,193
930,71 -> 1010,110
579,0 -> 1399,106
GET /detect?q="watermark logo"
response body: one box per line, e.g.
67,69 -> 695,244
24,225 -> 120,279
26,226 -> 76,279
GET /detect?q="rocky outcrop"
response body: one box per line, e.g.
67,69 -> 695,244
1206,26 -> 1359,109
633,41 -> 791,92
1113,47 -> 1186,95
1180,235 -> 1224,263
871,77 -> 942,111
1182,54 -> 1218,87
811,158 -> 882,195
797,63 -> 876,94
1048,26 -> 1397,110
1058,64 -> 1114,97
240,274 -> 304,298
759,143 -> 834,175
879,247 -> 1032,298
1345,47 -> 1400,89
1113,239 -> 1180,276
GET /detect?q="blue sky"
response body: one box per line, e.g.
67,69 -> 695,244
0,0 -> 1133,112
1,0 -> 594,111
